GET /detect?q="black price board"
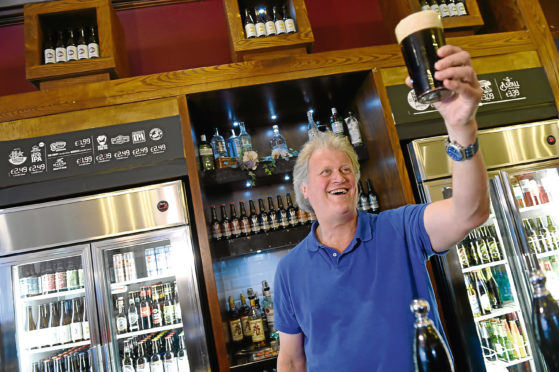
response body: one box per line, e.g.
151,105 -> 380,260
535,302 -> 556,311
1,115 -> 185,188
387,67 -> 558,140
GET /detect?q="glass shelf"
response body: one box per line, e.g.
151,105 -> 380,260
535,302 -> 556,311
19,287 -> 85,302
111,274 -> 176,294
462,260 -> 507,273
27,340 -> 90,354
116,322 -> 183,340
474,304 -> 520,322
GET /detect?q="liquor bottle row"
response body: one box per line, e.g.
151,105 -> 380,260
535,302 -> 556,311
522,216 -> 559,254
227,281 -> 278,353
419,0 -> 468,17
243,4 -> 296,39
114,281 -> 182,335
511,173 -> 555,208
43,26 -> 100,65
539,256 -> 559,300
25,296 -> 90,350
119,330 -> 190,372
456,225 -> 505,269
465,267 -> 513,318
112,245 -> 174,284
478,313 -> 531,363
357,178 -> 380,214
210,193 -> 315,241
306,109 -> 363,146
31,345 -> 90,372
18,258 -> 84,298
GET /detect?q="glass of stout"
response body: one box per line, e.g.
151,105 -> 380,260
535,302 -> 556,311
395,10 -> 452,104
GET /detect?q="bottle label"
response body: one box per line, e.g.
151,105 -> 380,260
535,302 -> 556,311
59,324 -> 72,344
288,211 -> 297,226
212,223 -> 222,240
241,219 -> 250,234
129,313 -> 139,328
369,195 -> 380,210
231,220 -> 241,236
245,23 -> 257,38
151,360 -> 164,372
251,216 -> 260,234
164,305 -> 175,324
55,47 -> 67,63
117,316 -> 128,332
71,322 -> 83,341
77,44 -> 89,59
55,271 -> 67,290
457,3 -> 467,15
152,307 -> 162,326
440,4 -> 450,17
480,294 -> 491,311
44,48 -> 55,64
250,318 -> 265,342
199,147 -> 213,156
346,119 -> 363,145
265,21 -> 276,35
50,325 -> 60,346
19,277 -> 28,297
256,22 -> 266,37
297,209 -> 307,225
28,277 -> 40,296
285,19 -> 296,33
275,20 -> 286,34
449,3 -> 459,16
82,321 -> 90,340
222,222 -> 232,238
136,363 -> 150,372
140,305 -> 151,318
67,269 -> 78,289
177,356 -> 190,372
421,5 -> 431,11
280,211 -> 289,227
66,46 -> 78,61
240,315 -> 252,336
175,302 -> 182,322
164,360 -> 178,372
229,319 -> 244,341
265,307 -> 274,325
331,121 -> 344,136
468,294 -> 480,316
431,4 -> 441,15
122,366 -> 135,372
88,43 -> 100,58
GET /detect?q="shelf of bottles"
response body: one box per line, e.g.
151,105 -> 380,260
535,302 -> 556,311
241,2 -> 297,40
12,256 -> 92,372
417,0 -> 484,31
456,215 -> 537,369
43,25 -> 100,65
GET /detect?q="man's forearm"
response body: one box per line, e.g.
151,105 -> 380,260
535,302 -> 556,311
277,354 -> 306,372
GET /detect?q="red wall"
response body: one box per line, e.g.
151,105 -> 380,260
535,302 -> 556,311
0,0 -> 391,97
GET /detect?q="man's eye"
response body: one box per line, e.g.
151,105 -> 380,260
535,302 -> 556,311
342,167 -> 352,174
321,169 -> 331,175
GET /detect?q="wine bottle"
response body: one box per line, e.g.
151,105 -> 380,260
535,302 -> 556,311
59,300 -> 72,344
456,0 -> 467,15
482,268 -> 503,309
151,285 -> 163,328
70,297 -> 83,342
447,0 -> 459,16
66,29 -> 78,61
38,303 -> 50,348
244,8 -> 257,39
273,6 -> 286,34
229,202 -> 241,238
239,201 -> 251,236
81,298 -> 90,341
358,180 -> 371,212
43,33 -> 56,64
220,204 -> 232,239
25,305 -> 38,349
255,8 -> 267,38
546,215 -> 559,250
438,0 -> 451,17
55,30 -> 67,63
419,0 -> 431,11
282,4 -> 296,33
49,301 -> 61,346
473,271 -> 492,315
163,283 -> 176,325
464,274 -> 481,317
198,134 -> 215,171
210,206 -> 222,240
530,270 -> 559,371
410,299 -> 454,372
86,25 -> 100,58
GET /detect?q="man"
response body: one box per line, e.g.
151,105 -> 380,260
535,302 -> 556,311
274,45 -> 489,371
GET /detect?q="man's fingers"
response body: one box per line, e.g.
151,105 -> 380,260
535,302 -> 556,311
435,66 -> 478,86
435,50 -> 472,71
405,76 -> 413,88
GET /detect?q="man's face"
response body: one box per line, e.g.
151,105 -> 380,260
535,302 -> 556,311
301,147 -> 357,221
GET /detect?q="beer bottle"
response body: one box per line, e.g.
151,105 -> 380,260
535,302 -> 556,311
81,298 -> 89,341
26,305 -> 38,349
285,193 -> 298,227
76,27 -> 89,60
248,200 -> 261,235
140,286 -> 153,330
66,29 -> 78,61
220,204 -> 232,239
86,25 -> 100,58
546,215 -> 559,250
283,4 -> 296,33
239,201 -> 251,236
410,299 -> 454,372
38,303 -> 50,348
198,134 -> 215,171
122,341 -> 135,372
488,225 -> 504,256
254,8 -> 267,38
447,0 -> 459,16
276,194 -> 289,229
263,7 -> 277,36
173,281 -> 182,324
243,8 -> 257,39
419,0 -> 431,11
249,298 -> 266,347
267,196 -> 280,230
530,270 -> 559,371
358,181 -> 371,212
71,297 -> 83,342
115,296 -> 128,334
151,285 -> 163,328
163,283 -> 176,325
59,300 -> 72,344
55,260 -> 67,292
55,30 -> 67,63
456,0 -> 467,15
228,296 -> 244,346
473,271 -> 492,315
136,341 -> 150,372
273,6 -> 286,34
258,198 -> 270,233
128,293 -> 140,332
229,202 -> 241,238
66,258 -> 79,290
43,33 -> 55,64
366,178 -> 381,214
479,322 -> 496,361
177,334 -> 190,372
210,206 -> 222,241
49,301 -> 61,346
150,339 -> 164,372
163,337 -> 178,372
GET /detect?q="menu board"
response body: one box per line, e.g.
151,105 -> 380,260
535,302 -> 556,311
1,116 -> 185,188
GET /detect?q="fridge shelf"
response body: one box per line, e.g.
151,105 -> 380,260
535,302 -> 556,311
20,287 -> 85,302
536,250 -> 559,259
111,273 -> 176,293
474,304 -> 520,322
518,202 -> 556,214
27,340 -> 90,354
487,356 -> 533,369
462,259 -> 507,273
116,322 -> 183,340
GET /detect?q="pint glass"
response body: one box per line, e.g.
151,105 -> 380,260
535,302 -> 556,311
395,10 -> 451,104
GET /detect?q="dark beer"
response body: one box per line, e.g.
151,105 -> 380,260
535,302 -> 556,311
395,10 -> 451,104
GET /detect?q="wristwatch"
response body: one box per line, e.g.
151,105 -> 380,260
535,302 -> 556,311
445,137 -> 479,161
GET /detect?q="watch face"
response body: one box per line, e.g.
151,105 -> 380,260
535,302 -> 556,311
446,145 -> 464,161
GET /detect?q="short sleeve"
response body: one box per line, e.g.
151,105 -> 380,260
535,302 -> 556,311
273,258 -> 303,335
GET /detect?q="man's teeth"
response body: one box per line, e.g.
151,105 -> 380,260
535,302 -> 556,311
329,189 -> 347,195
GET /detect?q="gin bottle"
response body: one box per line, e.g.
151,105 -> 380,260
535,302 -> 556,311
210,129 -> 228,159
270,124 -> 289,155
227,129 -> 242,159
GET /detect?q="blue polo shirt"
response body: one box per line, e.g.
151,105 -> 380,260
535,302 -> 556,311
273,205 -> 448,372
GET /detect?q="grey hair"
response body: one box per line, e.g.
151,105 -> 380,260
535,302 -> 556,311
293,131 -> 360,213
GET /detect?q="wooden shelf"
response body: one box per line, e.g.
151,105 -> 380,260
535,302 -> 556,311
23,0 -> 128,89
223,0 -> 314,62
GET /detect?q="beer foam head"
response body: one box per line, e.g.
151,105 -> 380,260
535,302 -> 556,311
395,10 -> 443,44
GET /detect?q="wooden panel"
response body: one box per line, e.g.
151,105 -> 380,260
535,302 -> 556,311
39,72 -> 110,89
178,96 -> 230,372
380,50 -> 543,87
0,31 -> 535,125
477,0 -> 525,33
539,0 -> 559,33
0,97 -> 179,140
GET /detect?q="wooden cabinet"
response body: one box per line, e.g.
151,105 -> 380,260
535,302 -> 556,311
223,0 -> 314,61
23,0 -> 128,89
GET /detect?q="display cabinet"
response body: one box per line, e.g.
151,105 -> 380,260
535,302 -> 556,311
23,0 -> 128,90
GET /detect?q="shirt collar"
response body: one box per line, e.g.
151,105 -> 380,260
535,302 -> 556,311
306,210 -> 373,252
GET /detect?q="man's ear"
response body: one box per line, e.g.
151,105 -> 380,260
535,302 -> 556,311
301,183 -> 308,199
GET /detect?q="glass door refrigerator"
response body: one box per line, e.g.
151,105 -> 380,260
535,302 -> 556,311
0,180 -> 211,372
408,119 -> 559,372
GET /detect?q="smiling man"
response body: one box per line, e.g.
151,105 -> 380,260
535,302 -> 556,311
273,45 -> 490,372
